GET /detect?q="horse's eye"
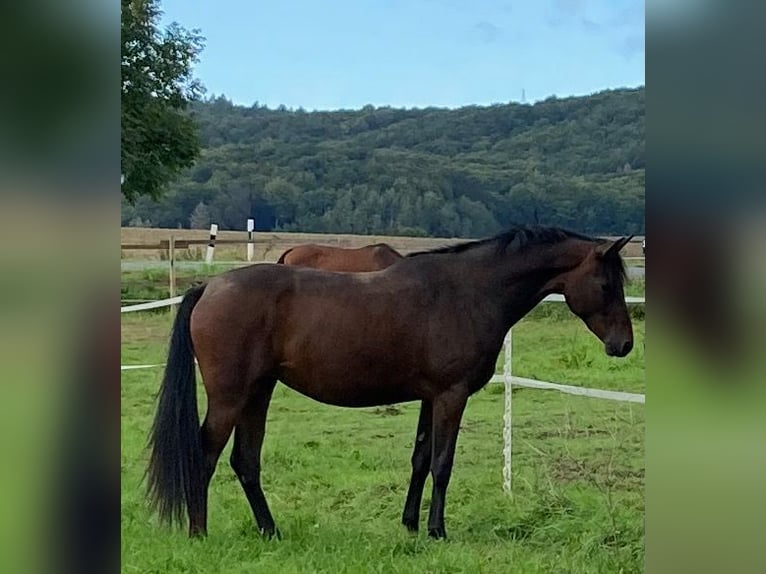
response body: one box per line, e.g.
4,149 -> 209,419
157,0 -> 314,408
601,283 -> 610,293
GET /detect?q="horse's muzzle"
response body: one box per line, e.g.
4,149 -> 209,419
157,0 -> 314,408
605,338 -> 633,357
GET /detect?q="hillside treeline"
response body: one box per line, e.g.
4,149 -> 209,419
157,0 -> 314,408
121,87 -> 644,237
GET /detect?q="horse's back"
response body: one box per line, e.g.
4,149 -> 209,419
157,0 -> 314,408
278,244 -> 322,267
278,242 -> 402,272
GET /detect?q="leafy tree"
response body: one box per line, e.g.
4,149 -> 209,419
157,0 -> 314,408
121,0 -> 205,202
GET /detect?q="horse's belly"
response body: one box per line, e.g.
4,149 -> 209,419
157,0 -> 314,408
277,366 -> 420,408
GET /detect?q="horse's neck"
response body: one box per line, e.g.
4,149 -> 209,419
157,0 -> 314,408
468,240 -> 590,328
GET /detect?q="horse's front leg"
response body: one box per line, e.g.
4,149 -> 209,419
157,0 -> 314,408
401,400 -> 432,531
427,388 -> 468,539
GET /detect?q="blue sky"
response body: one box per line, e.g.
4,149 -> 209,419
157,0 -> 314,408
160,0 -> 644,110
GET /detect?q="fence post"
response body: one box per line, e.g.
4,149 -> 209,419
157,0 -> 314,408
503,328 -> 513,494
247,218 -> 255,262
205,223 -> 218,264
168,235 -> 177,310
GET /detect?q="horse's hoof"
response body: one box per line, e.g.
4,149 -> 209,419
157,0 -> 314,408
260,527 -> 281,540
402,518 -> 419,533
428,527 -> 447,539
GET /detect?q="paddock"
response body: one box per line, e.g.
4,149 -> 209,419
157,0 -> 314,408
121,292 -> 644,572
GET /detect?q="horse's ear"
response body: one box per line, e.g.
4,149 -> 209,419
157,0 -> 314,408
596,235 -> 633,258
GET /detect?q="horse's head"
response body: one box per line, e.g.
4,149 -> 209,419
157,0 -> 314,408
561,236 -> 634,357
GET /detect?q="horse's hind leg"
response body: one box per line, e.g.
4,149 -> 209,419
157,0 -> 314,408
230,377 -> 279,538
189,396 -> 239,537
401,400 -> 433,532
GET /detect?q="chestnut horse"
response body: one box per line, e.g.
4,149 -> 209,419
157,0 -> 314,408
147,226 -> 633,540
277,242 -> 402,271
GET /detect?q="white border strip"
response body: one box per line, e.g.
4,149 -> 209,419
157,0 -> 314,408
490,374 -> 644,403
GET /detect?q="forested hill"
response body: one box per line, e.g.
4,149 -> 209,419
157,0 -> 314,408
121,87 -> 644,237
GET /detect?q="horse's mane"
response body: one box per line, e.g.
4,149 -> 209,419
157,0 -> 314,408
407,225 -> 627,285
407,226 -> 595,256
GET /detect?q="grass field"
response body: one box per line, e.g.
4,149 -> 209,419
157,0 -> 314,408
121,308 -> 645,573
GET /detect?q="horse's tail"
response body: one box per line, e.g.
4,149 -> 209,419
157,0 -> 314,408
276,248 -> 293,264
146,284 -> 207,528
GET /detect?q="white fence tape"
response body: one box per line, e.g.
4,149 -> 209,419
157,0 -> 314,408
542,293 -> 645,304
121,296 -> 182,313
121,364 -> 164,371
489,374 -> 644,403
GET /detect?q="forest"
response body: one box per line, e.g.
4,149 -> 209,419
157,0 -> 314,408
121,87 -> 644,237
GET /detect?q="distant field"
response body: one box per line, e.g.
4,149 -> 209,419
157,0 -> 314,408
121,312 -> 644,573
121,227 -> 646,261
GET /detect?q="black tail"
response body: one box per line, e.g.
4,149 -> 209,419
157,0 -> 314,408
276,248 -> 293,264
146,284 -> 207,528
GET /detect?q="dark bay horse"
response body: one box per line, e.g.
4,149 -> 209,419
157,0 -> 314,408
147,226 -> 634,540
277,242 -> 403,271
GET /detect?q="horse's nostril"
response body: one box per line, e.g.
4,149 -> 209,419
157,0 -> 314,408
621,340 -> 633,356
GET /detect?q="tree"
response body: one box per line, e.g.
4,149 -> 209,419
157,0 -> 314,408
121,0 -> 205,202
130,87 -> 644,235
189,201 -> 211,229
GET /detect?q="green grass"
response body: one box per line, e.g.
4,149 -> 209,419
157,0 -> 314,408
121,313 -> 644,573
121,264 -> 247,302
624,278 -> 644,299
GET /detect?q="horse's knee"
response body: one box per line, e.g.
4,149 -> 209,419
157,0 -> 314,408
410,434 -> 430,472
431,466 -> 452,488
411,452 -> 430,473
230,450 -> 260,483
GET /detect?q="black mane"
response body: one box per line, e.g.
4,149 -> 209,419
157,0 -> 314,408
407,225 -> 627,285
407,226 -> 597,257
